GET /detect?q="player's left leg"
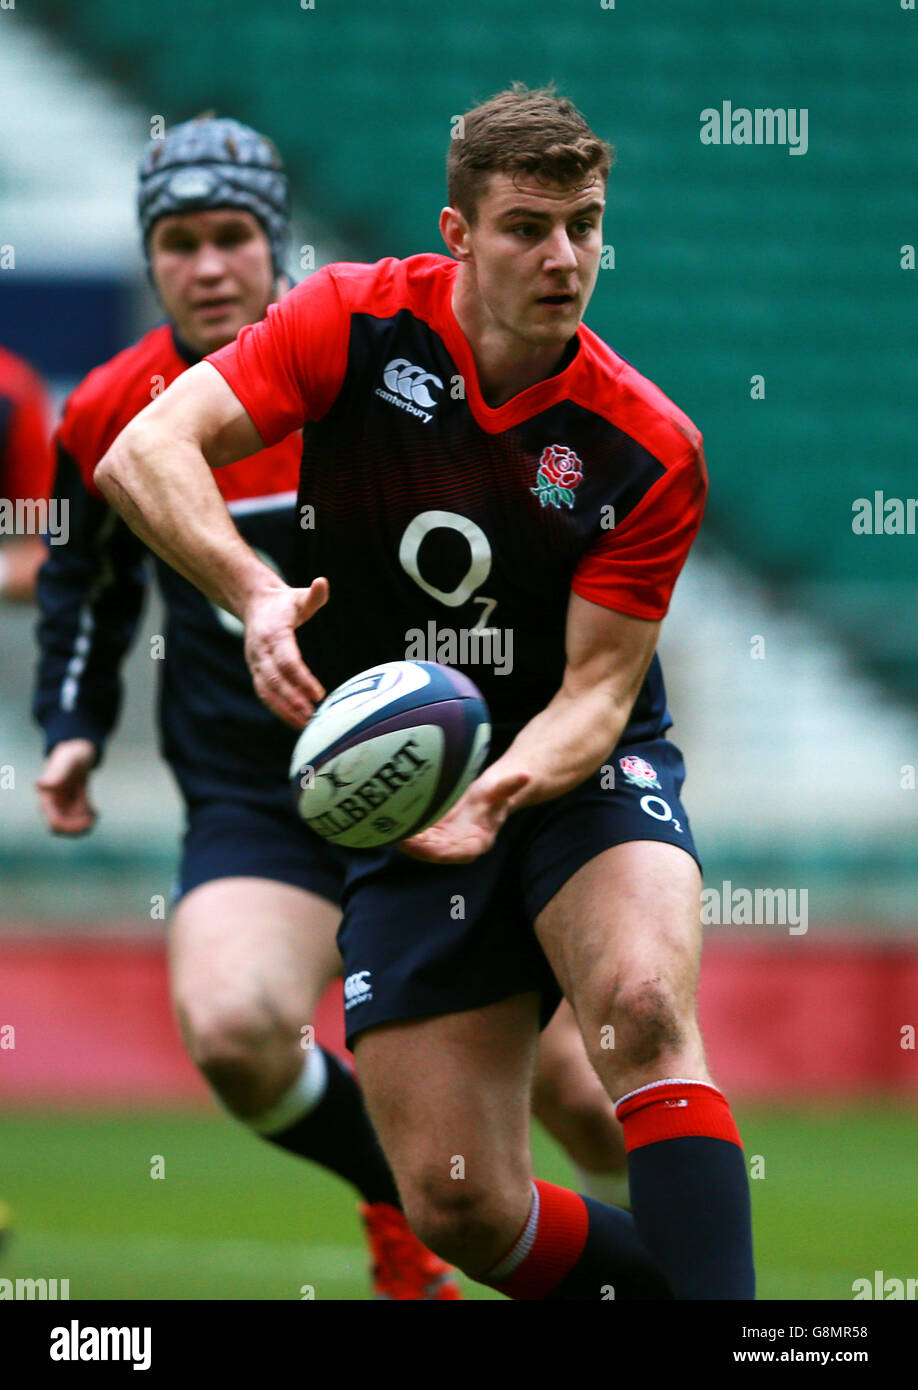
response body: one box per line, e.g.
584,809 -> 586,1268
532,1000 -> 630,1209
336,832 -> 676,1300
351,993 -> 670,1300
169,869 -> 460,1299
534,839 -> 755,1299
169,874 -> 401,1203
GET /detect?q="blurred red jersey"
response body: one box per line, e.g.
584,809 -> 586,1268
0,344 -> 54,503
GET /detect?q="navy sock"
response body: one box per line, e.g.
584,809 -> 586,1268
547,1197 -> 673,1300
628,1135 -> 755,1299
264,1049 -> 401,1209
484,1179 -> 671,1300
617,1080 -> 755,1300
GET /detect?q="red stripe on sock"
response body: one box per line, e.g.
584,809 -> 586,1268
615,1081 -> 742,1152
491,1180 -> 590,1301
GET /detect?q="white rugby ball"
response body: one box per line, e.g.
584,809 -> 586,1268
289,661 -> 491,848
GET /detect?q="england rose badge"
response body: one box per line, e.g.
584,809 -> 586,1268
618,756 -> 662,790
531,444 -> 583,510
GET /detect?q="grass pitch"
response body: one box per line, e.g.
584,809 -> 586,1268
0,1104 -> 913,1300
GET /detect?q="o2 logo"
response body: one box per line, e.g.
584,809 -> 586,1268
398,510 -> 498,630
639,794 -> 684,834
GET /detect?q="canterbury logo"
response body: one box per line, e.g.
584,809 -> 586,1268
383,359 -> 442,407
343,970 -> 373,1009
382,359 -> 442,407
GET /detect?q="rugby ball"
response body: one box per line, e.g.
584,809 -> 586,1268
289,661 -> 491,848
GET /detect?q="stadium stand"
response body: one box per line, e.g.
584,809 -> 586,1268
26,0 -> 918,701
4,3 -> 916,928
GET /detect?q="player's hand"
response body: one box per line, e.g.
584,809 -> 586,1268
0,537 -> 48,603
36,739 -> 99,835
399,768 -> 531,864
243,577 -> 329,728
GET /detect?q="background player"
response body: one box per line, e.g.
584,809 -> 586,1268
0,341 -> 55,1254
0,344 -> 54,601
93,85 -> 755,1300
35,113 -> 633,1298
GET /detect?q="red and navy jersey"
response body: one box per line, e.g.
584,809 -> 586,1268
33,323 -> 302,806
209,254 -> 707,752
0,345 -> 54,503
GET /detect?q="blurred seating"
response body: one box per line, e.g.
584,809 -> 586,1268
27,0 -> 918,700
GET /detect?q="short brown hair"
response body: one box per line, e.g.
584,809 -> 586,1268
447,83 -> 615,223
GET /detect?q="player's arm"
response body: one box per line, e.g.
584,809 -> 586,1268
94,361 -> 327,727
95,361 -> 270,609
486,593 -> 660,805
401,594 -> 659,862
34,441 -> 149,833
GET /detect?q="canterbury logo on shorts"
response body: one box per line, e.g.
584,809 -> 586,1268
343,970 -> 373,1009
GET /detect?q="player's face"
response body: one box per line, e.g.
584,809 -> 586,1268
149,210 -> 275,356
451,172 -> 605,351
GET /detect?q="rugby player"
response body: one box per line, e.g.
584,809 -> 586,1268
95,86 -> 759,1302
0,344 -> 54,600
35,113 -> 635,1299
97,88 -> 757,1300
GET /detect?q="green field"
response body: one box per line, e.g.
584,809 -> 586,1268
1,1105 -> 914,1301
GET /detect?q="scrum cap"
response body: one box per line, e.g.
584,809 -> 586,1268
137,115 -> 289,277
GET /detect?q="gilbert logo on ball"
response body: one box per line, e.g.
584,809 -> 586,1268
289,661 -> 491,848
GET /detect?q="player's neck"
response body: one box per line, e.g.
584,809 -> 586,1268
475,345 -> 569,408
451,282 -> 574,409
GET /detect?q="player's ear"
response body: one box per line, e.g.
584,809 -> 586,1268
439,205 -> 472,261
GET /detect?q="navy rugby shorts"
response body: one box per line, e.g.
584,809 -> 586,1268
173,740 -> 699,1046
175,797 -> 350,906
336,736 -> 701,1046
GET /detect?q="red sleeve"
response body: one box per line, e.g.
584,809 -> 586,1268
571,444 -> 708,620
2,372 -> 54,503
206,268 -> 351,446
